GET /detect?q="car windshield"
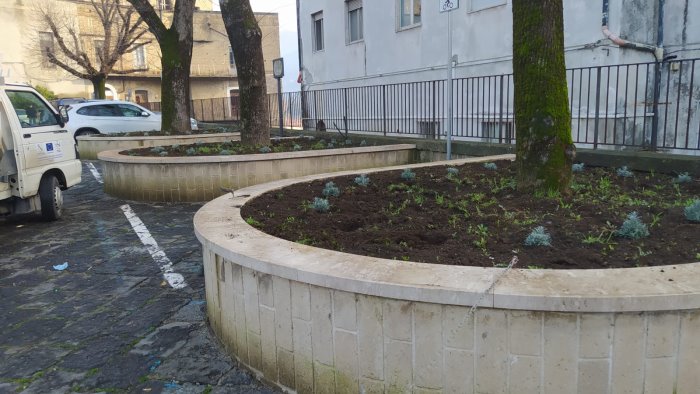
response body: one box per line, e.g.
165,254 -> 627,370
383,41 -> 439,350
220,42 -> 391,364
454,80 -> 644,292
7,90 -> 59,128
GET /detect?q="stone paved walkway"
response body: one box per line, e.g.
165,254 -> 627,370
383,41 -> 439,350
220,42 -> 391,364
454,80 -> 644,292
0,162 -> 276,394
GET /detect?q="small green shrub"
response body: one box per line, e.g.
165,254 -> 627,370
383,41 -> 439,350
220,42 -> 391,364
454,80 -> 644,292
327,143 -> 335,149
185,147 -> 196,156
322,181 -> 340,197
150,146 -> 165,154
311,197 -> 330,213
360,139 -> 367,146
483,162 -> 498,171
259,146 -> 272,153
447,167 -> 459,177
330,138 -> 337,145
401,168 -> 416,181
345,139 -> 353,145
685,199 -> 700,222
219,149 -> 232,155
172,144 -> 180,149
675,172 -> 692,184
354,174 -> 370,186
572,163 -> 585,172
617,166 -> 633,178
524,226 -> 551,247
159,151 -> 168,157
616,212 -> 649,239
293,144 -> 302,151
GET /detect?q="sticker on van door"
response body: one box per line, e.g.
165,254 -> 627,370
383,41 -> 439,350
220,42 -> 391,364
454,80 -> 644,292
27,141 -> 64,165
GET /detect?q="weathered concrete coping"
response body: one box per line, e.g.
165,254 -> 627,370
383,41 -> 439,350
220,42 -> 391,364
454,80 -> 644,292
78,132 -> 241,160
194,154 -> 700,313
98,143 -> 416,163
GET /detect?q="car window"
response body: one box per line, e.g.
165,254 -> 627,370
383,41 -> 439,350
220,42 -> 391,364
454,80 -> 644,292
6,90 -> 59,128
76,105 -> 121,117
118,104 -> 144,117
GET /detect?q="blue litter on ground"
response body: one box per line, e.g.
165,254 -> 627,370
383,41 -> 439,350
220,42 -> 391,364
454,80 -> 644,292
149,359 -> 161,372
53,262 -> 69,271
163,382 -> 179,389
190,300 -> 206,305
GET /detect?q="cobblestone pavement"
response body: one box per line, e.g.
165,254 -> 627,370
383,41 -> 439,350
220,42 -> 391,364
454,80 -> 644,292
0,162 -> 276,394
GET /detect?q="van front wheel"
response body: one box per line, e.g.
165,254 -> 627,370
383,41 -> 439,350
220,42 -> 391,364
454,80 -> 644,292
39,175 -> 63,220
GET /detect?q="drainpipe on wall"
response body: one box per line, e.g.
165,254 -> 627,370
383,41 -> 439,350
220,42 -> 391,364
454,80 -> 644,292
650,0 -> 665,150
601,0 -> 664,61
296,0 -> 310,130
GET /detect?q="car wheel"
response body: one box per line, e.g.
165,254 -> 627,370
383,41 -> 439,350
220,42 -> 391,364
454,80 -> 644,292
75,129 -> 99,141
39,175 -> 63,221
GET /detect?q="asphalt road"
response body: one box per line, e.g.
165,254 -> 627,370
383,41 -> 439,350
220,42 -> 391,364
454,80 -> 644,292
0,162 -> 275,394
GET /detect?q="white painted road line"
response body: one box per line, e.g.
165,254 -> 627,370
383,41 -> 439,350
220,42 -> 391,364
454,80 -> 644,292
86,162 -> 103,184
120,204 -> 188,289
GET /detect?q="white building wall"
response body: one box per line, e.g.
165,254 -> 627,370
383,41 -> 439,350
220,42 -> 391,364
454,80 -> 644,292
299,0 -> 700,89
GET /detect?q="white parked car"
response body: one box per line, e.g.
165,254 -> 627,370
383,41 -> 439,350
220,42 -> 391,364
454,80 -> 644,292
64,100 -> 198,137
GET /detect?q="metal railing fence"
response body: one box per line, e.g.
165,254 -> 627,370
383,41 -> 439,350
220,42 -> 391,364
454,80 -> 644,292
143,58 -> 700,152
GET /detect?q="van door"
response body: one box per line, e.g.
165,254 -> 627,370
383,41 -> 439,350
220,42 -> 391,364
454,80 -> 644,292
4,89 -> 75,197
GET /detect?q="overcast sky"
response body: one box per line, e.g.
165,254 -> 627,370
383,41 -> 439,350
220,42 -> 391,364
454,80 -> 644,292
214,0 -> 300,91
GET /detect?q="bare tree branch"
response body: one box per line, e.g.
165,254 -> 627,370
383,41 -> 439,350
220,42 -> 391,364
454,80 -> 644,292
32,0 -> 151,98
125,0 -> 167,41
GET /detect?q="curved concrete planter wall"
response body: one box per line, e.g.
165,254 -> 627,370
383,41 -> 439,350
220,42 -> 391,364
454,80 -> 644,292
195,156 -> 700,394
77,132 -> 240,160
98,144 -> 416,202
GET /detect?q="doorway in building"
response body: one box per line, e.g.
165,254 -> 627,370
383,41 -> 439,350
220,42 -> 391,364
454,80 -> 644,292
229,89 -> 240,120
134,90 -> 150,109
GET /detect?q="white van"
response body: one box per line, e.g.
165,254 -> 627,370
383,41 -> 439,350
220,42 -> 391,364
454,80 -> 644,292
0,78 -> 81,220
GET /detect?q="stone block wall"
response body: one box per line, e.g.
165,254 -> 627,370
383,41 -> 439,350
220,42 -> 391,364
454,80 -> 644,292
99,145 -> 416,202
204,252 -> 700,393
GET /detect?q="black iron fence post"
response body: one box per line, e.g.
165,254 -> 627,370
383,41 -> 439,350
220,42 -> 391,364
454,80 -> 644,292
382,85 -> 387,137
651,61 -> 662,151
593,67 -> 602,150
498,75 -> 504,144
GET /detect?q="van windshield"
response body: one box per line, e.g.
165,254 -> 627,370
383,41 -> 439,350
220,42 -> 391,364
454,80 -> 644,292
7,91 -> 59,128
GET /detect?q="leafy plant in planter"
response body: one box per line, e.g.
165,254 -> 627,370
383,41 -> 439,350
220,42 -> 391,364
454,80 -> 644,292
293,144 -> 302,151
185,147 -> 196,156
675,172 -> 692,184
483,162 -> 498,170
616,166 -> 634,178
401,168 -> 416,181
447,167 -> 459,177
311,197 -> 330,213
322,182 -> 340,197
616,212 -> 649,239
524,226 -> 552,246
685,199 -> 700,222
572,163 -> 585,172
354,174 -> 370,187
259,146 -> 272,153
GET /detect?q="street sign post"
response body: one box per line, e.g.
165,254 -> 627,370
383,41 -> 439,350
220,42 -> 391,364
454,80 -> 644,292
273,58 -> 285,137
440,0 -> 459,13
441,0 -> 459,159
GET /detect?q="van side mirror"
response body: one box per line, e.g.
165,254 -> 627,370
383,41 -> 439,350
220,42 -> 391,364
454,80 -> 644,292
54,113 -> 65,128
59,108 -> 69,125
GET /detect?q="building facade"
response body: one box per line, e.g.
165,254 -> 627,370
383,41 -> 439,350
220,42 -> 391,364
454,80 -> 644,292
0,0 -> 281,104
297,0 -> 699,153
299,0 -> 698,88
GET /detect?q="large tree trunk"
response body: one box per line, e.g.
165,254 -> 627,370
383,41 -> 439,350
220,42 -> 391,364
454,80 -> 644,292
126,0 -> 194,134
512,0 -> 575,195
220,0 -> 270,146
160,28 -> 193,133
91,75 -> 106,99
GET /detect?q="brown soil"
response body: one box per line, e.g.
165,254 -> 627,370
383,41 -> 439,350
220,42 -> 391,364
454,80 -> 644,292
122,136 -> 375,157
242,161 -> 699,269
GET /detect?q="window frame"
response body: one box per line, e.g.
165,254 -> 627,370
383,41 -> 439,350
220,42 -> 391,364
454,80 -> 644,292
133,45 -> 147,70
397,0 -> 421,31
312,11 -> 324,52
346,0 -> 363,44
39,32 -> 55,68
